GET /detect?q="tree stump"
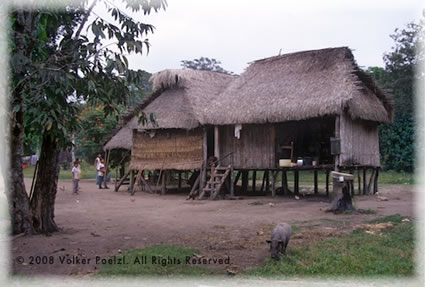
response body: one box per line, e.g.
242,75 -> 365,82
327,171 -> 354,213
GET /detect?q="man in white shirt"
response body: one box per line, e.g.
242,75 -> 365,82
95,154 -> 102,186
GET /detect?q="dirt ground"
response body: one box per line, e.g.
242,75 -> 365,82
11,179 -> 416,276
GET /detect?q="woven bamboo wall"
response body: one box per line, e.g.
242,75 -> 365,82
129,129 -> 203,171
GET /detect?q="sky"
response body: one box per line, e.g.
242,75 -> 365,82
92,0 -> 424,75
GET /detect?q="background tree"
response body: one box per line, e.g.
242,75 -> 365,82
181,57 -> 234,75
9,0 -> 166,234
368,17 -> 424,172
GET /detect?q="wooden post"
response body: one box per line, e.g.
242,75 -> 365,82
260,171 -> 266,193
334,116 -> 340,172
233,170 -> 241,186
357,167 -> 361,195
200,128 -> 208,195
373,167 -> 379,194
363,167 -> 367,195
241,170 -> 249,194
252,171 -> 256,193
281,170 -> 290,194
265,170 -> 270,193
214,126 -> 220,160
314,169 -> 318,194
161,171 -> 167,195
271,171 -> 276,197
367,168 -> 376,195
115,167 -> 118,192
178,171 -> 182,190
325,169 -> 329,197
104,149 -> 110,177
230,166 -> 234,196
187,174 -> 200,199
294,170 -> 299,195
140,176 -> 154,193
129,170 -> 135,194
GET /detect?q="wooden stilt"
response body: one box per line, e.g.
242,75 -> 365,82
282,170 -> 290,194
271,171 -> 277,197
178,171 -> 182,190
363,168 -> 367,195
230,166 -> 235,197
129,170 -> 135,194
294,170 -> 299,195
200,128 -> 208,195
115,167 -> 118,192
252,171 -> 256,193
367,168 -> 376,195
140,175 -> 154,193
265,170 -> 270,193
187,174 -> 200,199
314,169 -> 318,194
115,170 -> 130,192
233,170 -> 241,186
241,171 -> 249,194
349,169 -> 354,197
161,171 -> 167,195
260,171 -> 266,193
357,167 -> 361,195
373,167 -> 379,194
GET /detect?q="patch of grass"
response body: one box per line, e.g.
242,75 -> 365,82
368,214 -> 407,224
97,245 -> 221,277
291,225 -> 301,233
378,171 -> 414,185
23,160 -> 116,180
246,215 -> 414,278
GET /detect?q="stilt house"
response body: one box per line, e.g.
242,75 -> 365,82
105,47 -> 393,198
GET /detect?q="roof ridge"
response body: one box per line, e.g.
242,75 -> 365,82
250,46 -> 350,65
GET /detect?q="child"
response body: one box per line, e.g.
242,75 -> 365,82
72,161 -> 81,194
98,159 -> 105,189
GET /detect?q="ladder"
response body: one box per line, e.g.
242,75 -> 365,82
198,165 -> 231,200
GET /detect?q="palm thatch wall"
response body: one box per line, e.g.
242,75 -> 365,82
129,128 -> 203,171
203,47 -> 392,125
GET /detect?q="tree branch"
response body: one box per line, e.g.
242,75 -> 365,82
74,0 -> 97,39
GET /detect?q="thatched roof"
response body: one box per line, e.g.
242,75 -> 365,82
135,69 -> 235,130
104,47 -> 392,151
103,117 -> 137,151
203,47 -> 393,125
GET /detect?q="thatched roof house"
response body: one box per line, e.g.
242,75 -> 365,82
106,47 -> 392,175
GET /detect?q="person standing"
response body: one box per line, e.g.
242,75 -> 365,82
72,161 -> 81,194
94,154 -> 102,186
98,159 -> 105,189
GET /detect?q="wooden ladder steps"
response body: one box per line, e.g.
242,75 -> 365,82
198,165 -> 231,200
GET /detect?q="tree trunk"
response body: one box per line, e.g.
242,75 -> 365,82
327,178 -> 353,213
7,10 -> 36,235
8,107 -> 35,235
30,133 -> 60,233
